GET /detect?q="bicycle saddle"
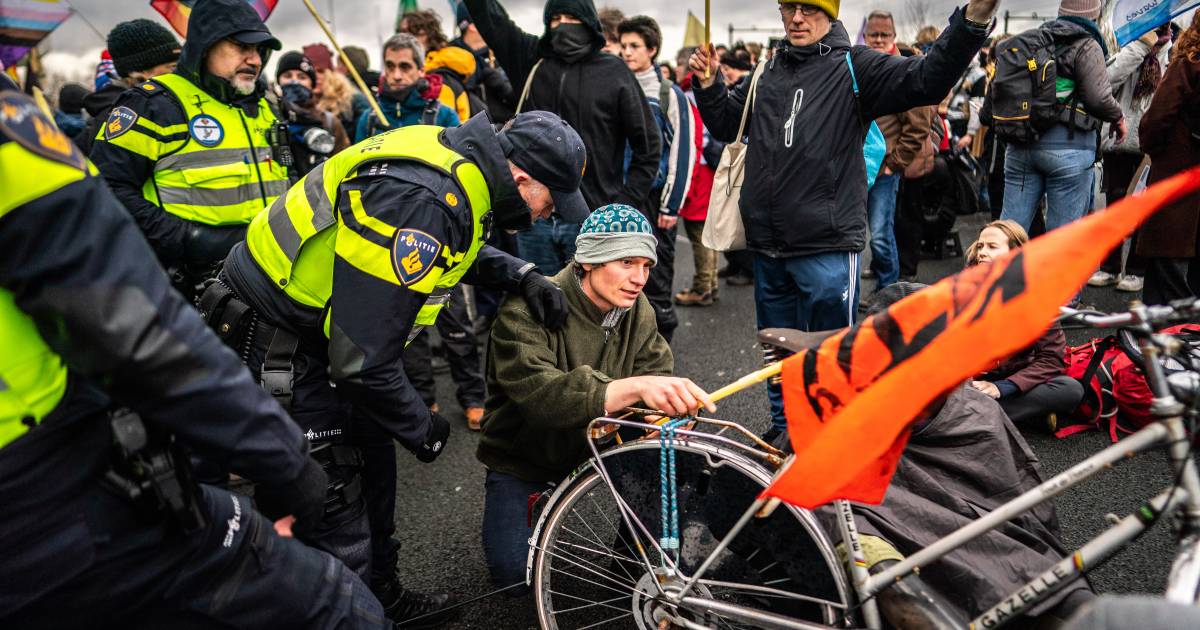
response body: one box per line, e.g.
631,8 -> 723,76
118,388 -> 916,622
757,328 -> 839,354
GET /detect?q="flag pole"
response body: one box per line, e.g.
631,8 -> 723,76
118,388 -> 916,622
300,0 -> 389,128
704,0 -> 711,80
708,362 -> 782,403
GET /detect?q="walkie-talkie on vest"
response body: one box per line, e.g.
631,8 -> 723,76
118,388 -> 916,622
268,121 -> 295,167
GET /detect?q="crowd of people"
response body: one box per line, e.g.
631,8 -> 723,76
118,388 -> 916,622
3,0 -> 1200,627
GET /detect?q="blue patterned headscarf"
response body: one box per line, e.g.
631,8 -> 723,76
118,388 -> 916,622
574,204 -> 658,265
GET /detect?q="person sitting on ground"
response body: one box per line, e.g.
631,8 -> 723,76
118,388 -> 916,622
792,282 -> 1094,627
966,220 -> 1085,430
476,204 -> 715,594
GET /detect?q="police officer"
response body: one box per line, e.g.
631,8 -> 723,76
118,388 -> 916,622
89,0 -> 291,297
0,88 -> 387,628
210,110 -> 587,625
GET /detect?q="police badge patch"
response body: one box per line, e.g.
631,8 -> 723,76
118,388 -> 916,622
104,106 -> 138,140
189,114 -> 224,147
391,229 -> 442,287
0,92 -> 87,170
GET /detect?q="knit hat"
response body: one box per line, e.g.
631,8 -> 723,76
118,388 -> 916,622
780,0 -> 839,20
1058,0 -> 1101,21
574,204 -> 658,265
303,43 -> 335,72
276,51 -> 317,86
58,83 -> 88,115
94,50 -> 117,91
106,19 -> 181,78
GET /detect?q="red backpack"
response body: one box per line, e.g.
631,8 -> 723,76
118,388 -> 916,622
1058,324 -> 1200,441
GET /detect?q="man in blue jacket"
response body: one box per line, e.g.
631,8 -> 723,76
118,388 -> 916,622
355,32 -> 460,141
690,0 -> 997,438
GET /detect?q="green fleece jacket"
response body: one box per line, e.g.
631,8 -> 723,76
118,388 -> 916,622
476,263 -> 673,483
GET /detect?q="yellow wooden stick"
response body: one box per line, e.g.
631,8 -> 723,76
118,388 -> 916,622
704,0 -> 711,80
300,0 -> 390,129
709,361 -> 782,403
31,87 -> 56,126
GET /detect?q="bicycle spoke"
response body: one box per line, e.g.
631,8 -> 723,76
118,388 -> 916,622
556,539 -> 643,573
550,539 -> 641,589
572,611 -> 635,630
582,495 -> 640,583
550,592 -> 635,615
542,546 -> 640,595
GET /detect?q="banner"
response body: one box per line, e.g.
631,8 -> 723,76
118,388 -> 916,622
761,166 -> 1200,510
1112,0 -> 1200,47
683,10 -> 705,49
0,0 -> 71,69
150,0 -> 279,38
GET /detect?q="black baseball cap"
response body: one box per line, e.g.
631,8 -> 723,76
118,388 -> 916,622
498,111 -> 589,223
230,29 -> 282,51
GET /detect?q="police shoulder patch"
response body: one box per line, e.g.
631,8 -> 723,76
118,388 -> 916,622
104,105 -> 139,140
391,229 -> 442,287
0,91 -> 87,170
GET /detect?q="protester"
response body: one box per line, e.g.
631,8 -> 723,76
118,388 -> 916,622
714,44 -> 756,290
862,9 -> 930,290
76,21 -> 180,155
275,51 -> 350,178
988,0 -> 1126,235
451,2 -> 517,122
93,49 -> 117,91
1090,25 -> 1174,293
618,15 -> 697,340
675,54 -> 721,307
1138,11 -> 1200,304
339,45 -> 377,126
399,9 -> 476,121
52,83 -> 88,139
355,33 -> 459,141
476,204 -> 714,594
464,0 -> 662,278
89,0 -> 288,300
598,6 -> 624,55
966,220 -> 1084,428
305,42 -> 359,133
690,0 -> 996,438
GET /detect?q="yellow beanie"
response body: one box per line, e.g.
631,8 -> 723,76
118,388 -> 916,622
780,0 -> 839,20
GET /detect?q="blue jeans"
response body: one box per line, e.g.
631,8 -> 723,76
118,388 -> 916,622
481,469 -> 554,595
867,172 -> 901,287
516,217 -> 582,276
754,251 -> 860,429
1000,145 -> 1096,232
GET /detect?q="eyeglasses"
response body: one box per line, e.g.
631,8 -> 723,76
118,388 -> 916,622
866,31 -> 895,39
778,4 -> 822,19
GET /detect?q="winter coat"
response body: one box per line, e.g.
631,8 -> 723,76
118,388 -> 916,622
875,105 -> 932,174
426,46 -> 483,121
463,0 -> 662,212
1137,55 -> 1200,258
74,81 -> 125,155
354,74 -> 460,142
450,38 -> 517,123
694,10 -> 988,258
631,68 -> 696,216
476,263 -> 673,483
279,98 -> 350,177
979,326 -> 1068,394
1102,39 -> 1172,154
1046,19 -> 1124,130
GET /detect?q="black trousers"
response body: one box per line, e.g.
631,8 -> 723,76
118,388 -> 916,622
403,284 -> 486,409
998,375 -> 1085,427
642,196 -> 679,342
2,484 -> 386,629
1100,152 -> 1147,276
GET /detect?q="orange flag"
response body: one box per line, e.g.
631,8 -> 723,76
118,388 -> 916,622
762,166 -> 1200,510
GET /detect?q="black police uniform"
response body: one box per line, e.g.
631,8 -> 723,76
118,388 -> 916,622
0,89 -> 386,628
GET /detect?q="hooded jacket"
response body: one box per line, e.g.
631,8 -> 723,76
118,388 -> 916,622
426,46 -> 483,121
354,73 -> 460,142
695,10 -> 988,258
450,37 -> 517,122
463,0 -> 661,213
88,0 -> 282,266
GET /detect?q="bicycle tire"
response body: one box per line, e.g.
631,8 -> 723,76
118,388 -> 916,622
530,438 -> 851,629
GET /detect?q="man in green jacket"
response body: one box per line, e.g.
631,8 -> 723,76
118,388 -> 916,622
476,204 -> 713,592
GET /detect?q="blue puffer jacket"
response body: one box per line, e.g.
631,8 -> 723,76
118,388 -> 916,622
354,76 -> 460,141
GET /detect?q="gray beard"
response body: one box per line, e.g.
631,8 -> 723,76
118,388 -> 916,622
231,77 -> 257,95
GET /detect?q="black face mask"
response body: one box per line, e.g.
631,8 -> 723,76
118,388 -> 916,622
550,23 -> 594,63
280,82 -> 314,106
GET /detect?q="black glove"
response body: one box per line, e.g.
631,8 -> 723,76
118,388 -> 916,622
254,456 -> 328,538
415,411 -> 451,463
519,271 -> 568,330
182,224 -> 246,266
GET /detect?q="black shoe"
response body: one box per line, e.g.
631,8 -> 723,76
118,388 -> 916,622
727,273 -> 754,287
717,265 -> 735,278
378,582 -> 458,628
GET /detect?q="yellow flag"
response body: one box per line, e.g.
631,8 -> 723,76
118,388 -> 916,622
684,10 -> 706,48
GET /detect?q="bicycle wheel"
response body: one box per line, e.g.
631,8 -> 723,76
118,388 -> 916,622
531,438 -> 851,629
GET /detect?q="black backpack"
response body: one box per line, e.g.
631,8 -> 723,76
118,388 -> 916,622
990,26 -> 1076,144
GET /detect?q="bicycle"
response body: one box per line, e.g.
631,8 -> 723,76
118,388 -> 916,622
526,300 -> 1200,629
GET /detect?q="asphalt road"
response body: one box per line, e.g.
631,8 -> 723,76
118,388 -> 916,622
392,211 -> 1180,629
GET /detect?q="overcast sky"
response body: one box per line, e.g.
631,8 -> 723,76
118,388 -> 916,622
38,0 -> 1065,83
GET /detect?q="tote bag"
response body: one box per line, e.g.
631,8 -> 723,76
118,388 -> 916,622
702,61 -> 767,252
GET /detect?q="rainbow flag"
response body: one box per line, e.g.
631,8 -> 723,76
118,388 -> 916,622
0,0 -> 72,69
151,0 -> 278,38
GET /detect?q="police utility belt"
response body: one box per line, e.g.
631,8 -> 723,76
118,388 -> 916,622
102,408 -> 206,533
198,277 -> 298,411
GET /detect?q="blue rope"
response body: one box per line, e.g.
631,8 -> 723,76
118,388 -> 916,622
659,417 -> 690,563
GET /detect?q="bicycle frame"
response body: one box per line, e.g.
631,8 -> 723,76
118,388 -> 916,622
575,338 -> 1197,628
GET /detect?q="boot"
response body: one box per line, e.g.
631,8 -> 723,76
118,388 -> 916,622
674,288 -> 714,307
375,577 -> 458,628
